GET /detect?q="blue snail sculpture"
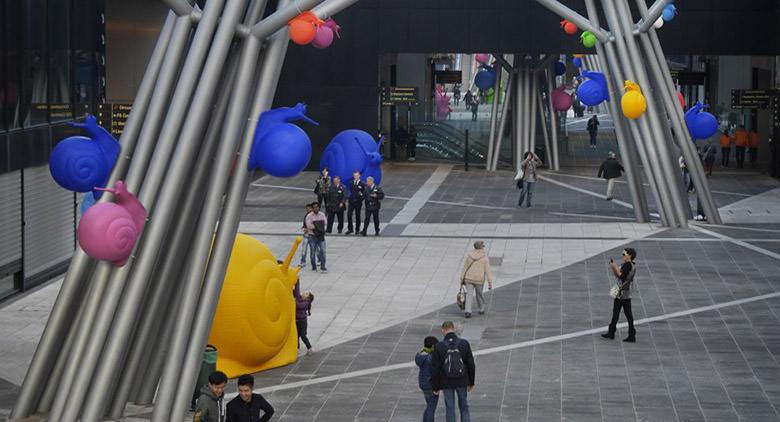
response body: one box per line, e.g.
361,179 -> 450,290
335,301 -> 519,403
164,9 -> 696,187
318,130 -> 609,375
577,70 -> 609,106
474,64 -> 497,91
662,4 -> 677,22
49,114 -> 120,196
320,129 -> 384,188
554,61 -> 566,76
572,57 -> 583,68
248,103 -> 318,178
685,101 -> 718,140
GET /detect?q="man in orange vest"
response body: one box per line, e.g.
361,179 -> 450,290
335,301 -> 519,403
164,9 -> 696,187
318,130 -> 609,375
734,126 -> 748,168
749,129 -> 760,168
719,130 -> 732,167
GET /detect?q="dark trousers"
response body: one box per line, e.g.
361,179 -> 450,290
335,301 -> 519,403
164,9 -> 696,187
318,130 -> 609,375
296,319 -> 312,349
750,148 -> 758,167
608,298 -> 635,337
409,142 -> 416,158
317,193 -> 327,207
326,209 -> 344,233
736,146 -> 746,168
363,209 -> 380,234
347,201 -> 362,232
721,147 -> 730,166
589,131 -> 597,146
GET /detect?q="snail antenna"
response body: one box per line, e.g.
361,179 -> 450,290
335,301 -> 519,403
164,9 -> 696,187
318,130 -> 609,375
281,236 -> 303,273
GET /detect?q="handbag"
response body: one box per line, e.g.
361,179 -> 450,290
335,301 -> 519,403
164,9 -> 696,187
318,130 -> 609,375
609,285 -> 621,299
456,285 -> 467,310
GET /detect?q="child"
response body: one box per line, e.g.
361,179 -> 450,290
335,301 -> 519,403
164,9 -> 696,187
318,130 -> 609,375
415,336 -> 439,422
294,281 -> 314,354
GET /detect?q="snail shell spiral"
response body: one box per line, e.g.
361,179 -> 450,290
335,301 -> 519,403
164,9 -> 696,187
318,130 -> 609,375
77,203 -> 138,266
49,136 -> 109,193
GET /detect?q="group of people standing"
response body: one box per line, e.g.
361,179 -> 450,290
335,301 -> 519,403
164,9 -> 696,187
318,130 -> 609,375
302,168 -> 385,272
720,126 -> 761,169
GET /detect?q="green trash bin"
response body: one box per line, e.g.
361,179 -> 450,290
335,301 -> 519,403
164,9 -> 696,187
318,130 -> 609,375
191,344 -> 218,410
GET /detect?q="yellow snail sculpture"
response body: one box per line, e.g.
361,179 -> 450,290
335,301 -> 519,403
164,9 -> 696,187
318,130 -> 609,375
208,234 -> 302,377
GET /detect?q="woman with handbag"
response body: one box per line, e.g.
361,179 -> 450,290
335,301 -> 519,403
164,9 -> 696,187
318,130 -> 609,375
515,151 -> 542,208
459,241 -> 493,318
602,248 -> 637,342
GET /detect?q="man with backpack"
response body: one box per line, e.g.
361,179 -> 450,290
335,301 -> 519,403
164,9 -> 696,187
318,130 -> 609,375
431,321 -> 476,422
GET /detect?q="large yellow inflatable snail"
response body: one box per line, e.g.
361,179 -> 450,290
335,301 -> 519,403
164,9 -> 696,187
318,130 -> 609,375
208,234 -> 302,377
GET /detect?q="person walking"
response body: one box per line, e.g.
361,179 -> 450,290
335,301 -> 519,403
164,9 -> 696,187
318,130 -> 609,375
470,97 -> 479,121
701,140 -> 716,176
601,248 -> 638,343
194,371 -> 227,422
299,203 -> 313,267
464,90 -> 473,109
346,171 -> 366,235
734,125 -> 748,168
597,152 -> 624,201
749,128 -> 760,168
719,129 -> 732,167
459,241 -> 493,318
679,156 -> 693,193
515,151 -> 542,208
431,321 -> 475,422
453,85 -> 461,106
314,167 -> 331,207
361,176 -> 384,236
587,114 -> 599,148
226,374 -> 274,422
294,281 -> 314,354
415,336 -> 439,422
325,175 -> 346,234
407,125 -> 418,161
305,202 -> 327,273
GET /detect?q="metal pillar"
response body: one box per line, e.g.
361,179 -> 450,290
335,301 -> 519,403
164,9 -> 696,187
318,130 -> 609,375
545,64 -> 561,170
532,0 -> 611,42
486,57 -> 503,170
529,70 -> 539,159
537,81 -> 553,170
635,0 -> 722,224
636,0 -> 674,33
9,12 -> 177,421
614,0 -> 688,226
491,59 -> 515,171
514,59 -> 525,168
583,0 -> 649,222
522,61 -> 533,156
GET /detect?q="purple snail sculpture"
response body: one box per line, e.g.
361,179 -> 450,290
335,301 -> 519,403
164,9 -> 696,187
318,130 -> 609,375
248,103 -> 318,178
320,129 -> 384,188
49,114 -> 120,196
311,18 -> 341,49
685,101 -> 718,140
551,86 -> 573,112
77,180 -> 147,267
577,70 -> 609,106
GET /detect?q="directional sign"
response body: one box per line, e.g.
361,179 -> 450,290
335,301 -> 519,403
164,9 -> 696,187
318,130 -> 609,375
731,89 -> 778,109
97,103 -> 132,137
773,96 -> 780,128
380,86 -> 419,106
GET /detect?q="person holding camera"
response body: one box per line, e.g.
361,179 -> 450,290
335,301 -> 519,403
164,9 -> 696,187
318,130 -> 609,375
602,248 -> 637,342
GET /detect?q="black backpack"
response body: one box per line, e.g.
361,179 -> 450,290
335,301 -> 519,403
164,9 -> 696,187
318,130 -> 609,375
444,338 -> 465,378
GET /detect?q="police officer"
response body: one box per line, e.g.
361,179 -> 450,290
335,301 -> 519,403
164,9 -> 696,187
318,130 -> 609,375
346,170 -> 366,235
361,176 -> 385,236
325,176 -> 346,234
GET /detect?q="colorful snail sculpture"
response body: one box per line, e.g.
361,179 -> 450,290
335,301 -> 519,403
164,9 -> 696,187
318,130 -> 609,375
311,18 -> 341,49
580,31 -> 597,48
621,80 -> 647,119
554,61 -> 566,76
676,92 -> 685,109
577,71 -> 609,106
685,101 -> 718,140
474,53 -> 490,64
434,88 -> 452,121
209,235 -> 302,377
474,65 -> 496,91
288,11 -> 324,45
572,57 -> 583,68
560,19 -> 577,35
551,86 -> 573,112
248,103 -> 318,178
49,114 -> 120,195
80,192 -> 97,215
662,4 -> 677,21
320,129 -> 384,187
76,180 -> 147,267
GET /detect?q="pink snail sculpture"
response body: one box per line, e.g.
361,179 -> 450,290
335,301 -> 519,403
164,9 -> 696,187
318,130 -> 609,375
311,18 -> 341,49
77,180 -> 147,267
551,86 -> 573,112
435,89 -> 451,121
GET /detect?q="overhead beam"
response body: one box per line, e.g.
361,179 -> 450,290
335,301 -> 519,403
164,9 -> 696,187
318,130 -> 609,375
635,0 -> 673,33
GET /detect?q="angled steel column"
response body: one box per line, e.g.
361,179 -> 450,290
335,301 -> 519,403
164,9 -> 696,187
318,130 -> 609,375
491,59 -> 515,171
80,1 -> 249,420
601,0 -> 677,226
163,0 -> 194,16
529,69 -> 538,158
250,0 -> 323,39
636,0 -> 674,33
614,0 -> 688,226
514,60 -> 525,168
546,64 -> 561,170
523,61 -> 533,155
312,0 -> 359,19
9,12 -> 177,420
584,0 -> 649,222
487,57 -> 503,170
537,80 -> 553,169
635,0 -> 722,224
533,0 -> 611,43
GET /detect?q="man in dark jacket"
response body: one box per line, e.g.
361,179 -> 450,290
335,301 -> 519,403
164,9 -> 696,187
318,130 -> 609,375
226,374 -> 274,422
194,371 -> 227,422
597,152 -> 624,201
325,176 -> 346,234
361,176 -> 384,236
587,114 -> 599,148
431,321 -> 475,422
346,170 -> 366,235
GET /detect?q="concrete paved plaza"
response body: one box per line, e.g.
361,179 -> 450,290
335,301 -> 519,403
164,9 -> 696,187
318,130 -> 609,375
2,140 -> 780,420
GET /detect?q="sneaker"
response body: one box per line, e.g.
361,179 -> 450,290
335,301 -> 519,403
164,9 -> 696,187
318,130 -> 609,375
478,310 -> 485,315
464,313 -> 472,318
606,197 -> 613,201
374,232 -> 380,236
360,231 -> 367,236
601,333 -> 614,340
320,268 -> 328,273
306,348 -> 313,355
311,267 -> 317,272
345,230 -> 353,234
623,336 -> 636,343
